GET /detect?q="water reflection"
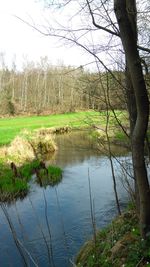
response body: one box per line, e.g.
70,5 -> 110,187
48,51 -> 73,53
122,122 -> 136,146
0,130 -> 129,267
49,130 -> 128,167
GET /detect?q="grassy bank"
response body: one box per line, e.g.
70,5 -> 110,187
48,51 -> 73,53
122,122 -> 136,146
0,110 -> 127,146
76,208 -> 150,267
0,127 -> 58,166
0,160 -> 62,202
0,129 -> 62,201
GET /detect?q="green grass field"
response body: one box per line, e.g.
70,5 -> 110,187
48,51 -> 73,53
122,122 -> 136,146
0,110 -> 127,146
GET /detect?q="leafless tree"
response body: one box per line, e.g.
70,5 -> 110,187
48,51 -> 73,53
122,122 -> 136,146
35,0 -> 150,238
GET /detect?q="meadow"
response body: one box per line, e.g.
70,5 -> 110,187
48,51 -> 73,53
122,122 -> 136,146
0,110 -> 127,146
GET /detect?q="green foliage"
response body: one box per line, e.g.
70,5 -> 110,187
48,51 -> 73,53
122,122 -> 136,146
88,130 -> 100,141
0,160 -> 63,201
48,165 -> 62,185
20,160 -> 40,180
76,210 -> 150,267
0,162 -> 28,201
115,131 -> 127,141
36,165 -> 62,187
1,179 -> 28,194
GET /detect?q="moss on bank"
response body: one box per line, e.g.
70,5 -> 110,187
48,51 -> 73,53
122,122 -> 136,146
76,209 -> 150,267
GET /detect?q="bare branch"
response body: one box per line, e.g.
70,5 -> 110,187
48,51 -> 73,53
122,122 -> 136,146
14,15 -> 150,54
86,0 -> 119,37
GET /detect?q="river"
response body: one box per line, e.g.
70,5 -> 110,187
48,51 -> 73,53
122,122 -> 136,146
0,130 -> 130,267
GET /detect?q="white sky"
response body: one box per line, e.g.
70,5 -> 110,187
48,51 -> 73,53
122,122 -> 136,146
0,0 -> 90,69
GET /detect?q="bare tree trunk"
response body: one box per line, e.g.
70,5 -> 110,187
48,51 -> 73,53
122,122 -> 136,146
24,74 -> 28,112
125,66 -> 140,212
43,71 -> 47,108
125,66 -> 137,135
114,0 -> 150,238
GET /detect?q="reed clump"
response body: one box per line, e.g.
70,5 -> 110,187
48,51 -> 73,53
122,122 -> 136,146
0,129 -> 57,164
36,165 -> 63,187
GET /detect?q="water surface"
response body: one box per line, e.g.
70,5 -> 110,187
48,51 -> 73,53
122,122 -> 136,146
0,130 -> 129,267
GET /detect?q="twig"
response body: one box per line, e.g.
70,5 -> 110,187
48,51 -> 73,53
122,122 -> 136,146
17,239 -> 39,267
43,190 -> 55,267
0,203 -> 29,267
28,197 -> 52,267
88,169 -> 97,246
69,259 -> 77,267
136,256 -> 144,267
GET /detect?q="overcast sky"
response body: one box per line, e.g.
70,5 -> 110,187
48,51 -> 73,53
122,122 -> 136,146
0,0 -> 91,69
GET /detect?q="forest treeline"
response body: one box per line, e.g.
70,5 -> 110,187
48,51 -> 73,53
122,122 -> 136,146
0,60 -> 126,116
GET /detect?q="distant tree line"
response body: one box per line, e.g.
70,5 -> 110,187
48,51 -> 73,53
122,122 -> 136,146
0,58 -> 126,116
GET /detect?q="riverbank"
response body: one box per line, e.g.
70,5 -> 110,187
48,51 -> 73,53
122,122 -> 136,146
0,127 -> 63,201
0,110 -> 128,201
0,132 -> 129,267
76,207 -> 150,267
